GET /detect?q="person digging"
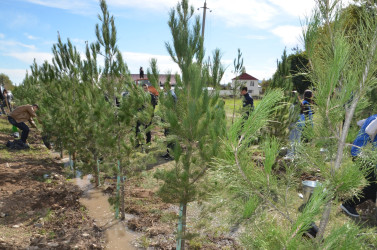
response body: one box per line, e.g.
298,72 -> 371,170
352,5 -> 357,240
7,104 -> 39,149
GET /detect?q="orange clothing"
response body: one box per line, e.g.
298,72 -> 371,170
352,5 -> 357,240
9,105 -> 37,123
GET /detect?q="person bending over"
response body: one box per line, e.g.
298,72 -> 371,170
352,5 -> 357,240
8,104 -> 39,146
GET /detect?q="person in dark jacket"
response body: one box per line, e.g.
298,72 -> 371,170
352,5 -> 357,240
340,114 -> 377,217
139,67 -> 144,79
240,86 -> 254,119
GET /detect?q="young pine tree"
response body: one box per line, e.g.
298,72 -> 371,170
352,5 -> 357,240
93,0 -> 147,220
154,1 -> 226,249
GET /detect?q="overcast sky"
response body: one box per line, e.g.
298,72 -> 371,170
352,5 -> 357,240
0,0 -> 352,85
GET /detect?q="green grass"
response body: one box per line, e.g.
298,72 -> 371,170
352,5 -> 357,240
223,98 -> 260,127
0,116 -> 12,134
223,98 -> 242,117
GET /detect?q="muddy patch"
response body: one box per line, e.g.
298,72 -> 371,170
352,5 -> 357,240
75,175 -> 141,250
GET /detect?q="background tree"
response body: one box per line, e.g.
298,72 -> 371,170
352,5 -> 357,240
0,74 -> 15,91
231,48 -> 244,124
266,48 -> 300,140
202,48 -> 226,88
288,50 -> 311,94
147,58 -> 160,88
260,78 -> 270,94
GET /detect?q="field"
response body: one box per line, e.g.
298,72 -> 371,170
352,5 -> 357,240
223,97 -> 260,126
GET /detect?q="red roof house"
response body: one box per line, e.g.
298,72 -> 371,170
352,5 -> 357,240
232,72 -> 258,81
231,72 -> 260,96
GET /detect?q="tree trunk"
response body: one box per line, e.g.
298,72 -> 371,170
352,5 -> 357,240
72,151 -> 77,172
91,165 -> 99,187
115,161 -> 121,219
92,157 -> 100,187
120,171 -> 125,221
316,201 -> 331,243
176,202 -> 187,250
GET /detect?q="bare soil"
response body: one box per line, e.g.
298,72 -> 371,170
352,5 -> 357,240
0,115 -> 239,249
0,116 -> 104,249
102,174 -> 240,249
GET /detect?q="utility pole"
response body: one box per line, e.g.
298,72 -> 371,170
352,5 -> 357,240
198,0 -> 211,39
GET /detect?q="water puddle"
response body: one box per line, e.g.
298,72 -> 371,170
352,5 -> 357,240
74,175 -> 141,249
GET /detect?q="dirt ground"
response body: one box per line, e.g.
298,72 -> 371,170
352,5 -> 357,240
102,176 -> 240,249
0,115 -> 239,249
0,116 -> 104,249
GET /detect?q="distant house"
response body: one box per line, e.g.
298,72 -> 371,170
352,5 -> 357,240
231,72 -> 260,96
130,74 -> 177,87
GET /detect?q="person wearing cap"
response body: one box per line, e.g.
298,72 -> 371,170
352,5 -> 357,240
7,104 -> 39,145
340,114 -> 377,217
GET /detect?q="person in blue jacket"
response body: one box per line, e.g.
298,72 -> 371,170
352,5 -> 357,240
341,114 -> 377,217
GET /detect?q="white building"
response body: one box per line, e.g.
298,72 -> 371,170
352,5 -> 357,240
231,73 -> 260,97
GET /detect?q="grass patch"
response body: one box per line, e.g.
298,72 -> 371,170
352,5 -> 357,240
223,97 -> 242,117
0,149 -> 12,160
223,98 -> 260,128
0,116 -> 12,133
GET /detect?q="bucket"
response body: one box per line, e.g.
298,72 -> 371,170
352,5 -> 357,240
302,180 -> 321,204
